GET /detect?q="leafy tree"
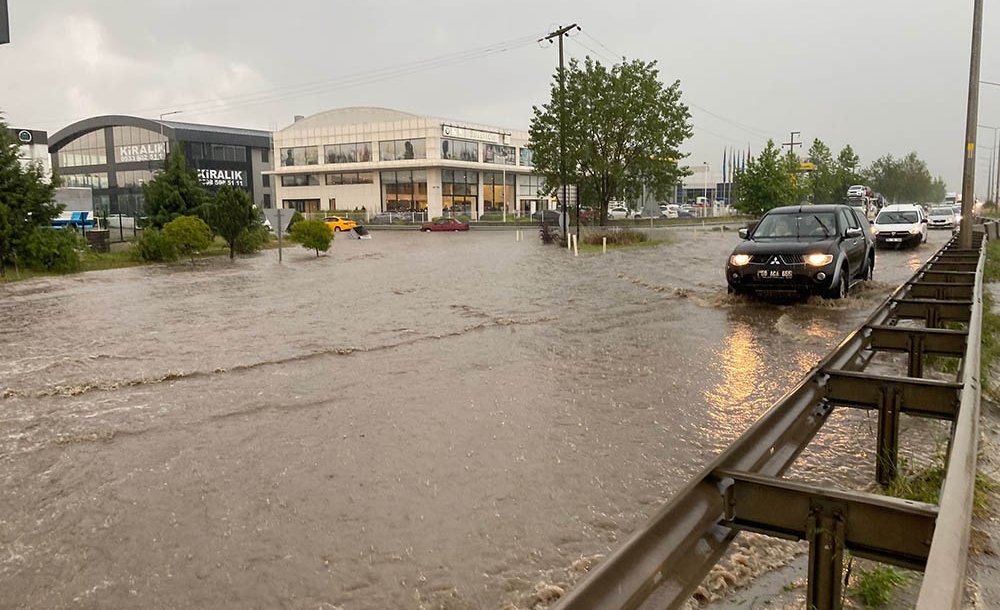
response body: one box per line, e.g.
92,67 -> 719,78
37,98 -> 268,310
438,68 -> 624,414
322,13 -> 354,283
204,185 -> 263,259
289,219 -> 332,256
233,226 -> 271,255
733,140 -> 801,216
832,145 -> 863,201
143,146 -> 207,229
163,215 -> 212,263
0,117 -> 60,276
863,152 -> 944,204
529,56 -> 692,226
803,139 -> 840,204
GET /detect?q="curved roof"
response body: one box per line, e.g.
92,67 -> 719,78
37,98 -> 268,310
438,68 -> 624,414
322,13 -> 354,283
50,115 -> 270,151
280,107 -> 422,131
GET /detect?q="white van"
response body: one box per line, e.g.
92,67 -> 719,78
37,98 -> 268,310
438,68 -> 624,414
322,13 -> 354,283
872,204 -> 927,248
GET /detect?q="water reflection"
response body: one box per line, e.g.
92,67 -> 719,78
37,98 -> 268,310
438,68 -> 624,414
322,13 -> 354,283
702,318 -> 770,443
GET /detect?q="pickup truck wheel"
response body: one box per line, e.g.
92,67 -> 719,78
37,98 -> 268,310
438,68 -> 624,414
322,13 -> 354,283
824,268 -> 849,300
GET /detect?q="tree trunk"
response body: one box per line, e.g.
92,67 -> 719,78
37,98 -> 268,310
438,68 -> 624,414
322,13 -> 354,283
229,244 -> 235,260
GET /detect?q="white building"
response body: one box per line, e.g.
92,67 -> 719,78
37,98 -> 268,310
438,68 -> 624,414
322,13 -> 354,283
270,107 -> 552,220
8,128 -> 51,180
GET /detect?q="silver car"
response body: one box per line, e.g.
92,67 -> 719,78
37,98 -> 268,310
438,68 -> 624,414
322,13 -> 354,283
927,205 -> 957,229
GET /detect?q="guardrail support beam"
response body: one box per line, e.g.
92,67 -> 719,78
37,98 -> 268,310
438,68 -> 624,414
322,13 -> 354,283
877,387 -> 903,483
807,502 -> 846,610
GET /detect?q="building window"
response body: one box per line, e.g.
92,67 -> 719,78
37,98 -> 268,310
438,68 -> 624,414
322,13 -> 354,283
115,169 -> 155,188
263,193 -> 272,209
442,169 -> 478,217
518,174 -> 546,197
484,144 -> 516,165
283,199 -> 321,213
519,148 -> 534,167
61,172 -> 109,189
483,171 -> 514,215
324,142 -> 372,164
378,139 -> 426,161
261,148 -> 270,163
56,130 -> 107,168
325,172 -> 374,185
441,139 -> 478,162
112,126 -> 169,163
380,170 -> 427,212
280,146 -> 319,167
262,174 -> 270,187
281,174 -> 320,187
211,144 -> 246,163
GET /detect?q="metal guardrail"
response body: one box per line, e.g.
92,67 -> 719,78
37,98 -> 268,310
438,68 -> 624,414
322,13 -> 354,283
553,225 -> 993,610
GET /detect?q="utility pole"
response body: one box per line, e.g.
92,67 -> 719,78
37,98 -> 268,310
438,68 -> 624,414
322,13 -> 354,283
782,131 -> 802,156
959,0 -> 984,248
540,23 -> 579,242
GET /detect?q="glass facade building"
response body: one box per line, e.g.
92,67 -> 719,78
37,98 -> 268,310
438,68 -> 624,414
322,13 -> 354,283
271,107 -> 552,220
49,115 -> 273,217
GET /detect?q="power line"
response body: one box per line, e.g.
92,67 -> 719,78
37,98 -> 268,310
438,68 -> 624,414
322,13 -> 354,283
566,35 -> 616,64
581,31 -> 621,61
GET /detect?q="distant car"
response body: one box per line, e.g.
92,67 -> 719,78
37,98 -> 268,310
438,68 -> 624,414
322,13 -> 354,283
872,204 -> 927,248
677,206 -> 697,218
660,204 -> 679,219
927,205 -> 958,230
323,215 -> 358,232
847,185 -> 869,198
726,204 -> 875,299
608,207 -> 629,220
421,218 -> 469,232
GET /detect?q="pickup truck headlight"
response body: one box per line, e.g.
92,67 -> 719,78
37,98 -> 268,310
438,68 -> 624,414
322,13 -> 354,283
729,254 -> 751,266
805,253 -> 834,267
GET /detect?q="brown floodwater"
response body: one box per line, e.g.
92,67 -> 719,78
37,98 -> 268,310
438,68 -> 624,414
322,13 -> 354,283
0,226 -> 952,609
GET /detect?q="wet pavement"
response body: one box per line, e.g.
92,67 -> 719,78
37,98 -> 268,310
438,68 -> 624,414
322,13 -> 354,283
0,226 -> 953,609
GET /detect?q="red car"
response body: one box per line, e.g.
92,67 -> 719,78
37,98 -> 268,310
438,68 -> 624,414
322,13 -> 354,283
420,218 -> 469,232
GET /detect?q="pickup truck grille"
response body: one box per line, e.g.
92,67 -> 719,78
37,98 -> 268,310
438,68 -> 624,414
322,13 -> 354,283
751,254 -> 803,265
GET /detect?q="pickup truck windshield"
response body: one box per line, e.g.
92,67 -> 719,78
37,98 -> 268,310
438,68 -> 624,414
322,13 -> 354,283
753,212 -> 837,239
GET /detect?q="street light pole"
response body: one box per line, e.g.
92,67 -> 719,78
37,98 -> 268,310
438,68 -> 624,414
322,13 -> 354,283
958,0 -> 984,248
978,125 -> 998,203
703,162 -> 709,216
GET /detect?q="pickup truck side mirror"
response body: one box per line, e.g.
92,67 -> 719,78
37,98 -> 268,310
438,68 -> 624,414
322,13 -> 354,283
845,227 -> 864,238
738,227 -> 749,239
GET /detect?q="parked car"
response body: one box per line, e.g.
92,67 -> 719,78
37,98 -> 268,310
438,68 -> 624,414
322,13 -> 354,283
323,215 -> 358,232
872,204 -> 927,248
927,205 -> 958,230
677,206 -> 697,218
607,206 -> 629,220
726,204 -> 875,299
660,204 -> 679,219
420,218 -> 469,232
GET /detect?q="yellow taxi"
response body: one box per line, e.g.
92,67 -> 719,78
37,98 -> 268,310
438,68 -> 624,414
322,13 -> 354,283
323,216 -> 358,232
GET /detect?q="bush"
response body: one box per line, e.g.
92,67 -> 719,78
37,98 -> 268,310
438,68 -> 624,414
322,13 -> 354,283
852,566 -> 907,607
163,215 -> 213,262
131,228 -> 177,262
287,211 -> 305,231
233,226 -> 271,255
456,215 -> 471,223
21,227 -> 82,272
289,219 -> 333,256
582,227 -> 649,246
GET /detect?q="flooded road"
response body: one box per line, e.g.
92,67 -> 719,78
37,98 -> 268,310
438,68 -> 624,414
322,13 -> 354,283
0,226 -> 952,609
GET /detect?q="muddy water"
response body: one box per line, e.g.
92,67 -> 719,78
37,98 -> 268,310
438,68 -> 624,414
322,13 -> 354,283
0,227 -> 951,609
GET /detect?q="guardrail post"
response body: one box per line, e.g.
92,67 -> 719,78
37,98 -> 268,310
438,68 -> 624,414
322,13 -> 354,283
907,334 -> 925,378
877,387 -> 902,485
806,500 -> 846,610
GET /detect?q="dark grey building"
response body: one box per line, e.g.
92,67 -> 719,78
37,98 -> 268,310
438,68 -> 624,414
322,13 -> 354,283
49,115 -> 273,217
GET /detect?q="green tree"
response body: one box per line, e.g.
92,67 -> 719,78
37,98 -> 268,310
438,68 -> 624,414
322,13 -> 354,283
803,139 -> 840,204
863,152 -> 944,204
163,215 -> 212,263
204,185 -> 263,259
733,140 -> 801,216
0,118 -> 60,276
832,145 -> 863,201
143,146 -> 208,229
529,56 -> 692,226
289,219 -> 332,257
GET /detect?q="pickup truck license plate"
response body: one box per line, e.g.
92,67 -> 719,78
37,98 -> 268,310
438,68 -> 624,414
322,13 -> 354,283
757,269 -> 793,279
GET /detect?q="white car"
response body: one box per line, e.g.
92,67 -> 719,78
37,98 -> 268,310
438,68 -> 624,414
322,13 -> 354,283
927,205 -> 957,230
847,184 -> 868,198
607,207 -> 629,220
872,204 -> 927,248
660,204 -> 679,219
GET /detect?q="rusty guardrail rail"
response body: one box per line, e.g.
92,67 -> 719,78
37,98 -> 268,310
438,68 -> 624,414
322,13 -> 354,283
553,225 -> 992,610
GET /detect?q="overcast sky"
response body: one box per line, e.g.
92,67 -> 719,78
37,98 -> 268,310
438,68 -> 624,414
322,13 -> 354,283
2,0 -> 999,194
